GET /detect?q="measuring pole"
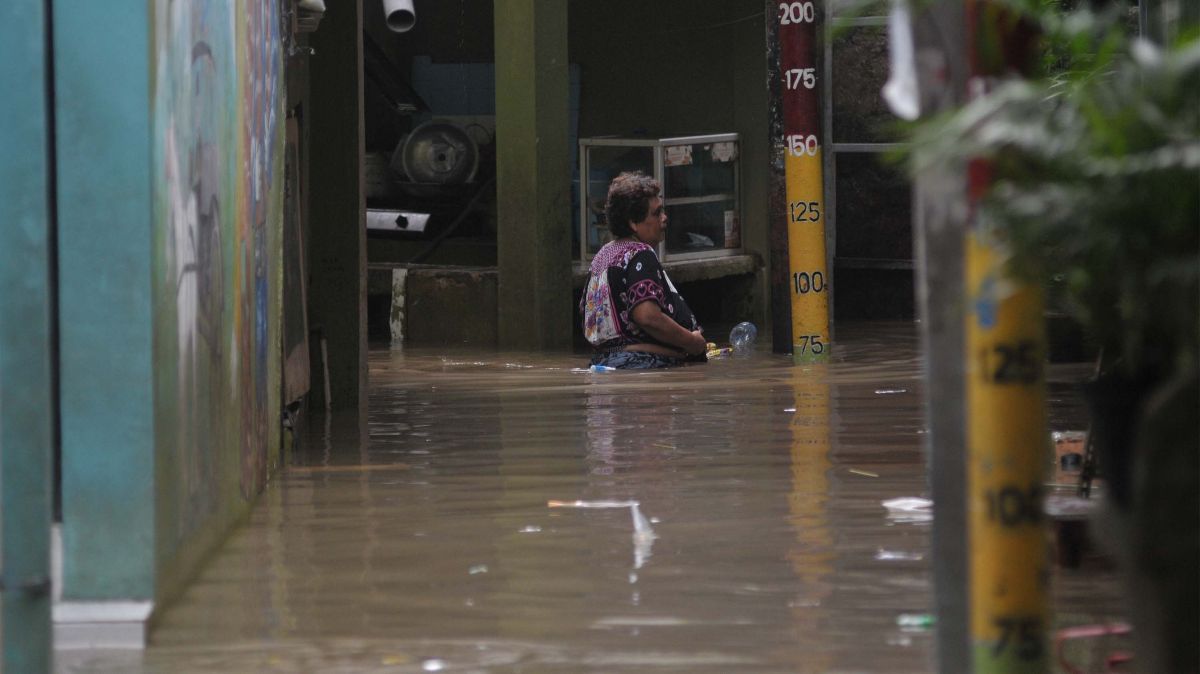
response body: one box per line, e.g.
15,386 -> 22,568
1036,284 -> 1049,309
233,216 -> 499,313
964,3 -> 1048,670
965,199 -> 1050,673
768,0 -> 830,362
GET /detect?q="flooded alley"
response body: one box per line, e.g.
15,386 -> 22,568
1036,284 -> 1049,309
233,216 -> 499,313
58,323 -> 1126,673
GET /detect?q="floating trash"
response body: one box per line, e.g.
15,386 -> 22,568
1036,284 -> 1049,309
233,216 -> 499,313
882,497 -> 933,523
548,499 -> 657,569
875,549 -> 925,561
468,565 -> 488,575
896,613 -> 935,630
422,658 -> 447,672
849,468 -> 879,478
519,525 -> 542,533
875,388 -> 908,395
729,321 -> 757,351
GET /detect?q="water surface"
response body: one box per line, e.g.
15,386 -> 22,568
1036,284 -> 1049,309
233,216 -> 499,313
58,322 -> 1125,673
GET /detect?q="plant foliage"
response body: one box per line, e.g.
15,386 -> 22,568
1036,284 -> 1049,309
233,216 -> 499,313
910,6 -> 1199,380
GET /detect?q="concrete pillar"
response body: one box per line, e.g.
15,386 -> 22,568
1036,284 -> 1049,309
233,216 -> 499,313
55,2 -> 157,606
0,2 -> 55,668
909,4 -> 971,671
308,1 -> 367,413
494,0 -> 572,350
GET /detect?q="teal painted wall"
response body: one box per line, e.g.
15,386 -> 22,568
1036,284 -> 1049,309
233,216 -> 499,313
0,2 -> 55,667
56,2 -> 158,600
55,0 -> 286,604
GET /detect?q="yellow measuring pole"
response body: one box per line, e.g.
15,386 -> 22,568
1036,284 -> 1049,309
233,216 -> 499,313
787,366 -> 833,670
966,230 -> 1050,673
786,149 -> 830,364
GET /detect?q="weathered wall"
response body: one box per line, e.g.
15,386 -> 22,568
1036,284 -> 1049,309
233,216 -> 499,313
150,0 -> 285,599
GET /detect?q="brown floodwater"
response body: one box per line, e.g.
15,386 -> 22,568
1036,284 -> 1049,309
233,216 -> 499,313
57,322 -> 1127,673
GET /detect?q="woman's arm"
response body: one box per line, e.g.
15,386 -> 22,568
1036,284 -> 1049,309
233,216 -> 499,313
630,302 -> 707,355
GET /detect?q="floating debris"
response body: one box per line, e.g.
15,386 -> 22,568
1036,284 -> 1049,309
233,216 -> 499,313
875,549 -> 925,561
875,388 -> 908,395
288,463 -> 410,474
468,565 -> 488,575
882,497 -> 933,523
548,499 -> 657,569
896,613 -> 935,630
849,468 -> 879,478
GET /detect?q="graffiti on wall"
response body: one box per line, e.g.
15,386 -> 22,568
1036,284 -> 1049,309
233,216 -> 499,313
153,0 -> 284,547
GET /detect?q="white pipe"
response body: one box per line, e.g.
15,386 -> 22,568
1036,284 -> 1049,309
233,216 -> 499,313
382,0 -> 416,32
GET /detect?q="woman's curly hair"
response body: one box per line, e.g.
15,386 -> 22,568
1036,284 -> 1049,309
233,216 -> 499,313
605,171 -> 661,238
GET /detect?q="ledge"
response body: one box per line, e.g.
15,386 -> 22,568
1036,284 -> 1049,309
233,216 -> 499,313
54,601 -> 154,650
368,253 -> 762,295
572,253 -> 761,288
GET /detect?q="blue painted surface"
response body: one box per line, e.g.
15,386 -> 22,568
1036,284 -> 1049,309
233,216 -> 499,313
0,1 -> 54,668
55,3 -> 157,599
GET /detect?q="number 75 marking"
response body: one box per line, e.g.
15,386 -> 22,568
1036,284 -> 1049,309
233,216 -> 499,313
797,334 -> 824,354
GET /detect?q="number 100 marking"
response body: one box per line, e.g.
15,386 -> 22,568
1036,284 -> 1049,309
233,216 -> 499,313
793,271 -> 825,294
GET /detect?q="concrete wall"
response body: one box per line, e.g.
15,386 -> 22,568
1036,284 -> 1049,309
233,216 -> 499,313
1,2 -> 56,665
55,0 -> 286,612
57,2 -> 159,603
570,2 -> 769,324
150,0 -> 286,599
363,1 -> 770,323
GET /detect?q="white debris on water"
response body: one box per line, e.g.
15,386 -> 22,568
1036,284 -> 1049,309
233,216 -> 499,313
548,499 -> 657,569
881,497 -> 933,523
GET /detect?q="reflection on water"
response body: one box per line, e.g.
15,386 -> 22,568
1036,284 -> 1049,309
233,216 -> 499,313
58,323 -> 1125,673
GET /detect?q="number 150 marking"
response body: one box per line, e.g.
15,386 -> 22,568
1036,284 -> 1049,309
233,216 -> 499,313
787,135 -> 820,157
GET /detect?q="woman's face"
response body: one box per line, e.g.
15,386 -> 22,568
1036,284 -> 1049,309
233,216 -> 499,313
631,196 -> 667,245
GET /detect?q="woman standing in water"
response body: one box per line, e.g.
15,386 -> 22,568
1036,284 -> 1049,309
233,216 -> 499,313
580,171 -> 707,369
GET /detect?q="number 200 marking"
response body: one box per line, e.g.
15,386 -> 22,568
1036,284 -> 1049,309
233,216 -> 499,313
779,2 -> 816,24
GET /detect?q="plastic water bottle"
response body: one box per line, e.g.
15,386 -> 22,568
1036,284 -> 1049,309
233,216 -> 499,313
589,364 -> 617,373
729,322 -> 757,352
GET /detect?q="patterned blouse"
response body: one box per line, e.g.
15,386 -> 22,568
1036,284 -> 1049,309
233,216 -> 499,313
579,240 -> 700,351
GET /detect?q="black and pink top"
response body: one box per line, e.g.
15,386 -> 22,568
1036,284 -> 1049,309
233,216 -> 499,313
579,240 -> 699,351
